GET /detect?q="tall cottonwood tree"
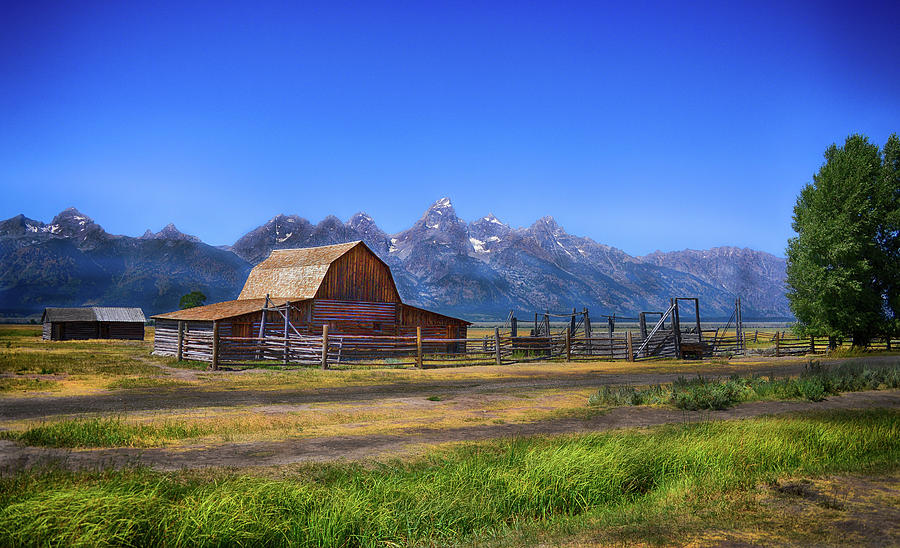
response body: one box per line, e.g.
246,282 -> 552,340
786,133 -> 900,345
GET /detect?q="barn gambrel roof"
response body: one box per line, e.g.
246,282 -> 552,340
237,241 -> 393,300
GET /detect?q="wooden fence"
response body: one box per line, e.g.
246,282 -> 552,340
153,322 -> 900,370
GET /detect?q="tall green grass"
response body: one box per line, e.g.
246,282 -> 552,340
590,360 -> 900,410
1,417 -> 212,448
0,409 -> 897,547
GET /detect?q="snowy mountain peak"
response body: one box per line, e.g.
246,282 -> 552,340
348,211 -> 373,226
419,197 -> 463,231
468,212 -> 512,247
141,223 -> 202,242
52,207 -> 93,227
45,208 -> 107,246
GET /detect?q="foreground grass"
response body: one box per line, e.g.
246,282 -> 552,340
0,409 -> 897,547
1,416 -> 212,448
590,360 -> 900,410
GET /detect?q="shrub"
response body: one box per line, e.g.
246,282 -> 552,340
590,361 -> 900,410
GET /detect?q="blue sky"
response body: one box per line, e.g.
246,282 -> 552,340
1,0 -> 898,257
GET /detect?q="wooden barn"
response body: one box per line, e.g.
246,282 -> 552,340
152,241 -> 470,362
41,307 -> 146,341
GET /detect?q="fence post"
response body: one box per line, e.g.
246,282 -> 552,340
584,308 -> 592,356
510,317 -> 517,338
416,326 -> 423,368
210,320 -> 219,370
669,299 -> 684,360
754,330 -> 758,343
256,307 -> 267,361
775,331 -> 781,357
321,324 -> 329,370
283,307 -> 290,365
176,321 -> 184,361
565,327 -> 571,362
626,331 -> 634,361
810,335 -> 815,354
494,327 -> 502,365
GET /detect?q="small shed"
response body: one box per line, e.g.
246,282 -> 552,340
41,307 -> 146,341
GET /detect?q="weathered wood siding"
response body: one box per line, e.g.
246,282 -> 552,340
312,300 -> 398,334
58,321 -> 99,340
316,245 -> 401,303
153,320 -> 180,356
45,321 -> 144,341
105,322 -> 145,340
400,305 -> 467,327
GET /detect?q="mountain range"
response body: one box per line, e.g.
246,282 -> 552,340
0,199 -> 790,320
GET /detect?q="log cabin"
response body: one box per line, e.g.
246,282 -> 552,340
42,307 -> 146,340
151,241 -> 469,361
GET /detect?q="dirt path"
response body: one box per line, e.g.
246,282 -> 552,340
2,389 -> 897,472
7,356 -> 895,421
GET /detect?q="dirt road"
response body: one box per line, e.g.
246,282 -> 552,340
2,389 -> 897,472
5,356 -> 892,421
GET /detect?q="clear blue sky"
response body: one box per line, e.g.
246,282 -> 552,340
2,1 -> 898,257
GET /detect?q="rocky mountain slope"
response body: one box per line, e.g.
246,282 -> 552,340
1,200 -> 791,319
0,209 -> 251,316
229,198 -> 790,319
639,247 -> 788,318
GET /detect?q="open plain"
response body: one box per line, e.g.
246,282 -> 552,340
1,324 -> 899,546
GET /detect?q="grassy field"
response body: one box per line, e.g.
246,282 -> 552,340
3,324 -> 900,450
2,324 -> 899,545
590,360 -> 900,410
1,409 -> 897,546
0,324 -> 796,397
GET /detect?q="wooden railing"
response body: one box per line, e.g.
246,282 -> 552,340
157,323 -> 900,369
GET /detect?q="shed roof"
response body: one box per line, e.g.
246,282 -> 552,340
92,307 -> 146,323
238,241 -> 365,300
41,307 -> 146,323
151,298 -> 292,321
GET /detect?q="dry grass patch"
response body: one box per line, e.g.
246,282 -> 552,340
1,385 -> 603,447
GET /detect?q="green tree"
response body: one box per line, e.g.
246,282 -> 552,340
786,134 -> 900,346
179,291 -> 207,310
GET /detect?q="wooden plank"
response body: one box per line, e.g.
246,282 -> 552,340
210,320 -> 219,370
177,321 -> 184,361
321,324 -> 329,370
416,326 -> 423,368
283,309 -> 290,364
584,308 -> 592,356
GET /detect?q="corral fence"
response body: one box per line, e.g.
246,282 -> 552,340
152,297 -> 899,369
155,324 -> 791,370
